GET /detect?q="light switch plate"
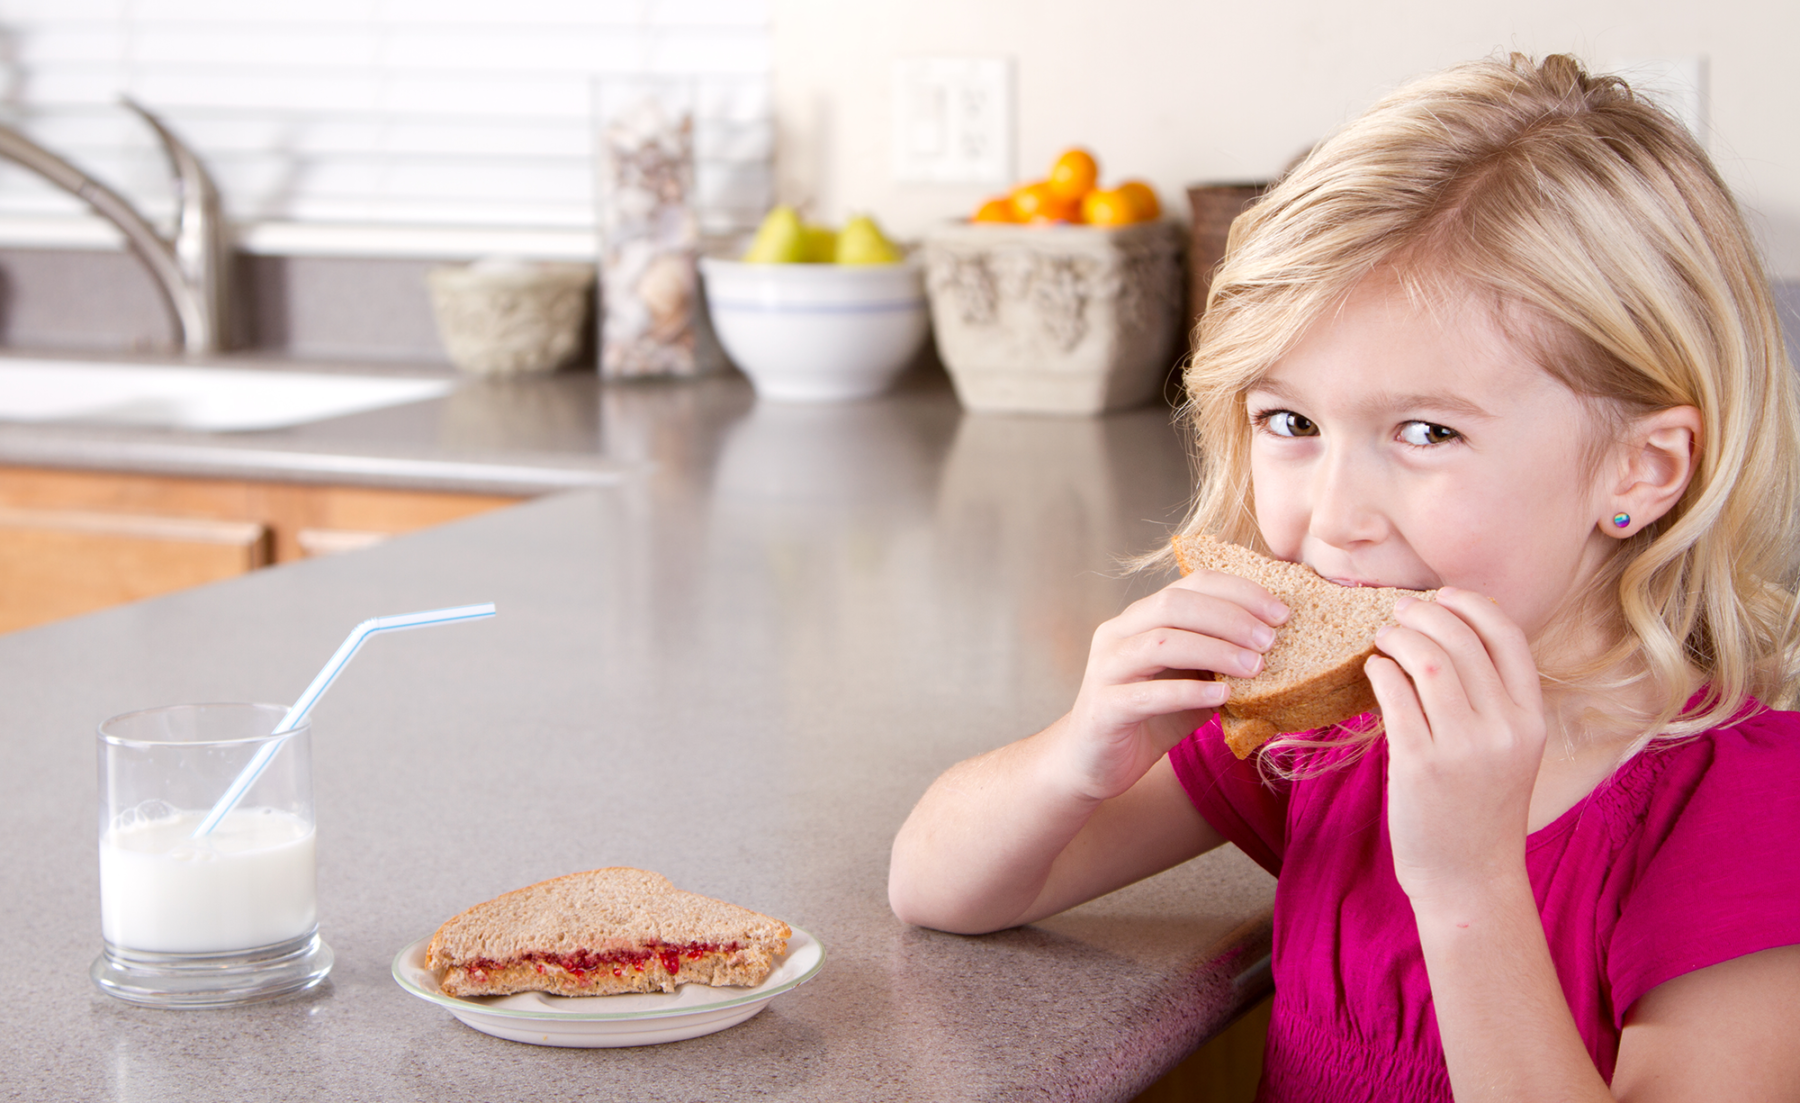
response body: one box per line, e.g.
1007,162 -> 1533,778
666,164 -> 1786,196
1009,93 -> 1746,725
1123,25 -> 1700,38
1608,56 -> 1709,147
891,57 -> 1013,185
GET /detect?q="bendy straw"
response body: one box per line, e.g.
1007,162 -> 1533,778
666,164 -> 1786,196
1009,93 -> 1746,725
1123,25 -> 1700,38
193,603 -> 496,837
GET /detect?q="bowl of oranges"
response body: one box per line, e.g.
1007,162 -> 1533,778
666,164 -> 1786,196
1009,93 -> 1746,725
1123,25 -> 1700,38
972,149 -> 1163,228
920,148 -> 1184,415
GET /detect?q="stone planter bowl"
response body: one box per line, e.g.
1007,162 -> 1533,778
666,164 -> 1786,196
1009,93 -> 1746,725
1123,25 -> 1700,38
920,220 -> 1184,415
427,261 -> 595,376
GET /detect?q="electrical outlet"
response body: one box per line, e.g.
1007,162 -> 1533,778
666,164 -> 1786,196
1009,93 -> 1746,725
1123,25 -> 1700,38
1609,56 -> 1709,146
891,57 -> 1013,185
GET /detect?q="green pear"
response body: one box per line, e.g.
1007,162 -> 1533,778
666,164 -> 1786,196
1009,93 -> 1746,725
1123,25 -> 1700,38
802,225 -> 839,264
835,214 -> 902,265
743,205 -> 807,263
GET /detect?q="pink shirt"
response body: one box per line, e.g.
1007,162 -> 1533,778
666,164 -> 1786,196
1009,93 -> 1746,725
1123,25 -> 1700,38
1168,704 -> 1800,1101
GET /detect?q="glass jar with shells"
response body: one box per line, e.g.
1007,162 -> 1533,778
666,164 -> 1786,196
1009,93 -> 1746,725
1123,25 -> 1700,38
594,78 -> 703,379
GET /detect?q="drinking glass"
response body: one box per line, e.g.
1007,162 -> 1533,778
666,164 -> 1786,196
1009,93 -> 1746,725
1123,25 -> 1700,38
91,703 -> 333,1008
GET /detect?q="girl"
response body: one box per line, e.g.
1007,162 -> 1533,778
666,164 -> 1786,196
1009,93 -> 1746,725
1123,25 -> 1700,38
889,54 -> 1800,1102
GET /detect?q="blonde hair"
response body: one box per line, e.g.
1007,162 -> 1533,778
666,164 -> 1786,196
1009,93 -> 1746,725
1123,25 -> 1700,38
1174,53 -> 1800,746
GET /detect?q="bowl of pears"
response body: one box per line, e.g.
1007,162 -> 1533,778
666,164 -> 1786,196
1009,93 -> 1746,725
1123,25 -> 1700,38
699,207 -> 930,403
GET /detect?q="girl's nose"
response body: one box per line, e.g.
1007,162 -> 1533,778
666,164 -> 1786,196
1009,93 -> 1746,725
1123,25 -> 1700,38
1307,444 -> 1390,550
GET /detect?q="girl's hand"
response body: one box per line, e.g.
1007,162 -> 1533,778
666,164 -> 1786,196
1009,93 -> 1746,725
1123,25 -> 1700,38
1366,588 -> 1547,911
1059,570 -> 1290,803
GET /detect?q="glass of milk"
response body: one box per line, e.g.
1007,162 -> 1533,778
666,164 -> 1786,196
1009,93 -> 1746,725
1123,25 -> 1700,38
91,703 -> 334,1007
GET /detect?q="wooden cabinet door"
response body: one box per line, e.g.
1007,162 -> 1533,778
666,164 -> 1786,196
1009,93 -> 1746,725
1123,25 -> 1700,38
0,465 -> 523,634
0,507 -> 270,633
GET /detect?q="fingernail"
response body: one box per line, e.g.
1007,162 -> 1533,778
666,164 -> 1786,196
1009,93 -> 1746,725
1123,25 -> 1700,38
1395,596 -> 1416,613
1376,624 -> 1392,641
1204,682 -> 1230,705
1269,602 -> 1291,624
1252,625 -> 1276,650
1437,586 -> 1456,599
1238,650 -> 1262,675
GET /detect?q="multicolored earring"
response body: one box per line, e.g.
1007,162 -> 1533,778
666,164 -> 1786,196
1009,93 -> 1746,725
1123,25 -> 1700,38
1612,512 -> 1631,529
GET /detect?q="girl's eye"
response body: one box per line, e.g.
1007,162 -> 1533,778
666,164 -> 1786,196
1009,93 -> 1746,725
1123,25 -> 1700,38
1257,410 -> 1317,438
1398,421 -> 1460,446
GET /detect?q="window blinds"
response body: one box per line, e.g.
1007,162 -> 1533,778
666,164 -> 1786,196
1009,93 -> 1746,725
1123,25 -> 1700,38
0,0 -> 773,257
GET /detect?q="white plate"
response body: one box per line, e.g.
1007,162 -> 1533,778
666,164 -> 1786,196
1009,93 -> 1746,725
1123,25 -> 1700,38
391,927 -> 824,1047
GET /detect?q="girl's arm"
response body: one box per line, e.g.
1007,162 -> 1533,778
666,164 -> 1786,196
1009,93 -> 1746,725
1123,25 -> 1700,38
1372,587 -> 1612,1100
1373,589 -> 1800,1101
1613,944 -> 1800,1099
889,570 -> 1288,934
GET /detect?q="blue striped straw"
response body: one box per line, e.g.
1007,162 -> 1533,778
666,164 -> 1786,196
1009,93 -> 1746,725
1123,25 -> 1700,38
192,603 -> 496,837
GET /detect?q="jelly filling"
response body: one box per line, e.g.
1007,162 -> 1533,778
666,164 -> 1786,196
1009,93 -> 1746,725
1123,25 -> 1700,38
462,941 -> 743,983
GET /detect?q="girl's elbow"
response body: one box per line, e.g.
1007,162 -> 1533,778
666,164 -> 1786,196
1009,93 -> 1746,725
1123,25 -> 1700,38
887,857 -> 948,929
887,865 -> 1000,935
887,873 -> 924,927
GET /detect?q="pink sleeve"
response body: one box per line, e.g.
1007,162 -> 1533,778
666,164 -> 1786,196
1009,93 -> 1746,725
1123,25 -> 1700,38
1167,714 -> 1291,876
1607,714 -> 1800,1026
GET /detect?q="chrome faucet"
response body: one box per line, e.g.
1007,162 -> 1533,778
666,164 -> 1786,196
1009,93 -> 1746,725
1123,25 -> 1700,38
0,98 -> 231,354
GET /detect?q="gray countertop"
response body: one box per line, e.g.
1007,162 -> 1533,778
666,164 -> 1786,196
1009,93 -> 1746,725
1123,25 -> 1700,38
0,364 -> 1276,1102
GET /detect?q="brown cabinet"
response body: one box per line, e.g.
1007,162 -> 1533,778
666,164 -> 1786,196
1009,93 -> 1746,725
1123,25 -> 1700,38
0,465 -> 523,634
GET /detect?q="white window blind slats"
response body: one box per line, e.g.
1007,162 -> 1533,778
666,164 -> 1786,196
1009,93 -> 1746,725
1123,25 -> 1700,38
0,1 -> 773,256
23,1 -> 738,24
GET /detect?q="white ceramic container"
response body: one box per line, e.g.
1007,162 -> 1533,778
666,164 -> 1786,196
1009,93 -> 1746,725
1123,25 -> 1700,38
699,258 -> 931,403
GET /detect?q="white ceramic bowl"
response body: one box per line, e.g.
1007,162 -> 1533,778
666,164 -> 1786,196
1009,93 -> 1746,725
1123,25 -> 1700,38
699,258 -> 930,402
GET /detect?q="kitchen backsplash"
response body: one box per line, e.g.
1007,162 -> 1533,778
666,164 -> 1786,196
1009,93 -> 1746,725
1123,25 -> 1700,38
0,247 -> 492,362
1,243 -> 1792,372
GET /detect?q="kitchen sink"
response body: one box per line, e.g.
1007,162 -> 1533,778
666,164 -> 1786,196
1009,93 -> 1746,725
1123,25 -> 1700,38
0,358 -> 455,432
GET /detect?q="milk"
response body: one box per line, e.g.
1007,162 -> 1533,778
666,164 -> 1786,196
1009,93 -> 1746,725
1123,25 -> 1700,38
99,807 -> 316,954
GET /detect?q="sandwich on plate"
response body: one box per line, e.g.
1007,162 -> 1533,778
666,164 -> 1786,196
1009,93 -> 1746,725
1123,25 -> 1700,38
426,867 -> 792,998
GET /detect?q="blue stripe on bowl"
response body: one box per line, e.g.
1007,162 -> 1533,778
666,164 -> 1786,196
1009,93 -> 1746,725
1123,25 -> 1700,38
708,299 -> 924,315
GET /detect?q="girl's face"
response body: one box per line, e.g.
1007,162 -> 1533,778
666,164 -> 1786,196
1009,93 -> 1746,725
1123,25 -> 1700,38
1246,277 -> 1618,644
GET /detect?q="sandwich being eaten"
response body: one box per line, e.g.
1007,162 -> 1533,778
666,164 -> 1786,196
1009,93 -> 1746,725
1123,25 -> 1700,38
426,867 -> 792,998
1172,534 -> 1436,758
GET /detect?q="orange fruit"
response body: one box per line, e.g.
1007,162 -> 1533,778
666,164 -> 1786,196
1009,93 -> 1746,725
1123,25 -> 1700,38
1047,148 -> 1098,201
1118,179 -> 1161,220
1080,188 -> 1139,227
972,196 -> 1019,223
1011,180 -> 1078,223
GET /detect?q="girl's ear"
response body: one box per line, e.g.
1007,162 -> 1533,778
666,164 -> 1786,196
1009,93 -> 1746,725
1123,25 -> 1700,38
1604,405 -> 1702,538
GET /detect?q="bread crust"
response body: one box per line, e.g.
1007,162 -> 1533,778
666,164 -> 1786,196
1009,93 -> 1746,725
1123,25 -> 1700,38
1173,534 -> 1435,757
427,867 -> 792,999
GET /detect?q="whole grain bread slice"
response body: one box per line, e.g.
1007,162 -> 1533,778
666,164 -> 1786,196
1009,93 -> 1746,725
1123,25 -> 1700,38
426,867 -> 792,998
1171,534 -> 1434,757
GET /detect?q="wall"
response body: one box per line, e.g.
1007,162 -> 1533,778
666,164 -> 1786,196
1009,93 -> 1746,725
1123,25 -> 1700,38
771,0 -> 1800,281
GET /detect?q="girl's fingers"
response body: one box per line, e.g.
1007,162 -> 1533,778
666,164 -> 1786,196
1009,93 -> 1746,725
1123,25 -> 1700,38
1428,587 -> 1543,714
1105,572 -> 1289,652
1105,676 -> 1230,718
1385,596 -> 1509,717
1372,616 -> 1478,733
1103,625 -> 1268,683
1366,654 -> 1429,753
1181,569 -> 1291,628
